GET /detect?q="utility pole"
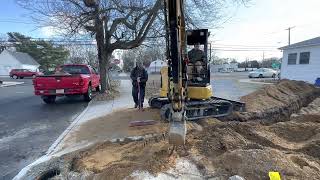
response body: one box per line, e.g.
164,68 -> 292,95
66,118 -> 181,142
286,26 -> 295,46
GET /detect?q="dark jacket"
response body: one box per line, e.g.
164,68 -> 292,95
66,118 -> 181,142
130,67 -> 148,87
188,49 -> 205,63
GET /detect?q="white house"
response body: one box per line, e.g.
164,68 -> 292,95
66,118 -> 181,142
210,63 -> 238,73
279,37 -> 320,83
148,60 -> 167,74
0,49 -> 40,76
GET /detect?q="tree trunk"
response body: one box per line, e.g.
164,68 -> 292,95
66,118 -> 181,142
105,52 -> 112,90
98,47 -> 112,92
99,52 -> 107,93
94,7 -> 109,93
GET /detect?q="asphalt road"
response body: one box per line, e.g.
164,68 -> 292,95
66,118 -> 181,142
211,72 -> 263,101
0,77 -> 88,179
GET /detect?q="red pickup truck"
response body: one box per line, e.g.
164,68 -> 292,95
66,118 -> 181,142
33,64 -> 100,104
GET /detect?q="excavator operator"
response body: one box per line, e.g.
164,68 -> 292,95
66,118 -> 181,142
187,43 -> 206,82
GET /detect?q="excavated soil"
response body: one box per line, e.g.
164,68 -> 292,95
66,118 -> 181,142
235,79 -> 320,121
57,80 -> 320,180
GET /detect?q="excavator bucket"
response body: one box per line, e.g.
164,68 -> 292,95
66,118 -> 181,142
169,121 -> 186,145
168,111 -> 187,145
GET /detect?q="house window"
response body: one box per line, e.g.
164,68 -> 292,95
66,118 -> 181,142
299,52 -> 310,64
288,53 -> 297,65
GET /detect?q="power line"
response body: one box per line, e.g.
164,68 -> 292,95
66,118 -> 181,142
210,48 -> 279,52
212,44 -> 279,48
0,20 -> 36,25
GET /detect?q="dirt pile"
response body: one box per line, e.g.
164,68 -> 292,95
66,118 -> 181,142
237,80 -> 320,121
187,117 -> 320,179
292,97 -> 320,117
71,137 -> 175,179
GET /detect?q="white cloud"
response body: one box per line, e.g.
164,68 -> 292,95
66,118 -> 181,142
40,26 -> 58,37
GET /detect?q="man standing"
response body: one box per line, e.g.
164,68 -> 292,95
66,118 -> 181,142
130,61 -> 148,109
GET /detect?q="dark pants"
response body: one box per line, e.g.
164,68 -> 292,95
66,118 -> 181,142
132,85 -> 145,107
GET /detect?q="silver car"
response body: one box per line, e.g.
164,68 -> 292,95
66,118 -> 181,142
248,68 -> 278,78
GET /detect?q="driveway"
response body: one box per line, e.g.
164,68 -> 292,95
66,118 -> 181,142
0,77 -> 88,179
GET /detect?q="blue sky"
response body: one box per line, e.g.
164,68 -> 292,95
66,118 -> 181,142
1,0 -> 320,61
0,1 -> 43,37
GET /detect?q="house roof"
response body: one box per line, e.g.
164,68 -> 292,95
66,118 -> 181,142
6,50 -> 40,66
279,36 -> 320,50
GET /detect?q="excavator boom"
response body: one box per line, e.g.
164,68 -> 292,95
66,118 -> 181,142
165,0 -> 188,145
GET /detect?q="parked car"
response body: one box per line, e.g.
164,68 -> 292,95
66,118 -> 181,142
33,64 -> 100,104
219,69 -> 231,73
248,68 -> 278,78
10,69 -> 42,79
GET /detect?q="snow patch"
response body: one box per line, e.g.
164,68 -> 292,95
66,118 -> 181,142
128,158 -> 203,180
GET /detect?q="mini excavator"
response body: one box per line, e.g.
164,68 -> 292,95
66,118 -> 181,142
148,0 -> 245,145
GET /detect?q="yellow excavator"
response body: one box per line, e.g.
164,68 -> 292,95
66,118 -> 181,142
148,0 -> 245,145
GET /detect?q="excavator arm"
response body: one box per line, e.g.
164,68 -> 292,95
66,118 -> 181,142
165,0 -> 188,145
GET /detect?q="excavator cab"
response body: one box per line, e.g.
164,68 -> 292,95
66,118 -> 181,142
185,29 -> 213,100
186,29 -> 210,84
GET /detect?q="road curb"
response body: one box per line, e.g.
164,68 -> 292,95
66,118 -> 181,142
46,99 -> 95,155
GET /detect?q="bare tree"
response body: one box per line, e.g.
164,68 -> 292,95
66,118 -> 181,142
65,44 -> 98,68
0,34 -> 8,53
122,42 -> 165,72
17,0 -> 248,92
17,0 -> 162,92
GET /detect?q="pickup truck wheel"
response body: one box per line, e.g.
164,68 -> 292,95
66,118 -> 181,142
13,75 -> 18,79
84,85 -> 92,102
43,96 -> 56,104
95,84 -> 101,92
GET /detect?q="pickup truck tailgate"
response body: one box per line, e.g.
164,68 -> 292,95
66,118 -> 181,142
34,75 -> 83,90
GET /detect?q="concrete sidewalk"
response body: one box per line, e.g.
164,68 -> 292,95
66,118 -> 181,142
47,80 -> 140,155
